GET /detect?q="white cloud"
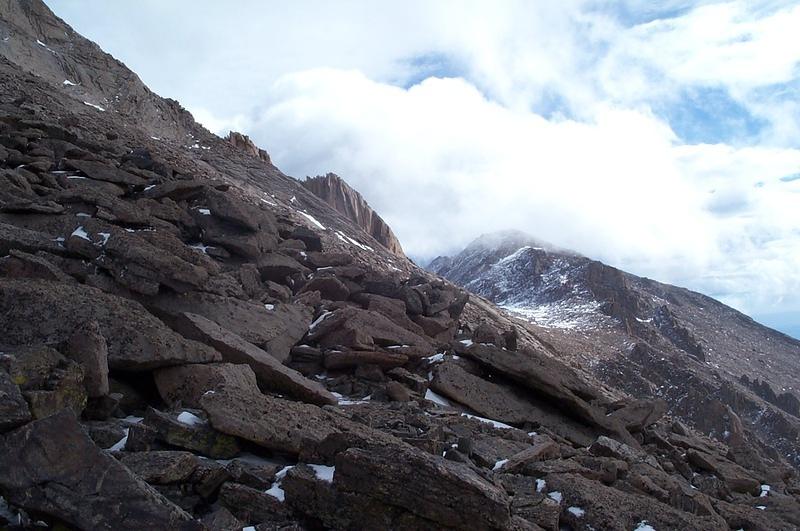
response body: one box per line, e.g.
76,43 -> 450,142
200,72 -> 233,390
46,0 -> 800,318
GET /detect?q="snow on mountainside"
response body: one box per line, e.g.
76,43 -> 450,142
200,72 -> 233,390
430,230 -> 800,467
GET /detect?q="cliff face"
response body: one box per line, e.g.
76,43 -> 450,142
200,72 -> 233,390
226,131 -> 271,163
302,173 -> 405,257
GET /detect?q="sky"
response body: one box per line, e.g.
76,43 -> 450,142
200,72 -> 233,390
47,0 -> 800,337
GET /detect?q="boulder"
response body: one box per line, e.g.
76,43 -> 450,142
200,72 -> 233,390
0,249 -> 73,282
256,253 -> 309,283
300,276 -> 350,301
334,446 -> 511,530
154,362 -> 259,408
0,368 -> 31,432
65,320 -> 110,397
142,407 -> 241,459
304,251 -> 353,268
200,507 -> 243,531
290,226 -> 322,251
354,293 -> 425,335
119,451 -> 199,485
501,436 -> 562,475
455,342 -> 633,444
149,291 -> 311,363
218,482 -> 289,525
0,410 -> 197,530
473,321 -> 503,346
0,345 -> 86,419
0,221 -> 66,256
431,360 -> 597,446
686,450 -> 761,494
324,349 -> 409,370
173,312 -> 336,405
590,436 -> 661,470
64,159 -> 148,186
608,399 -> 667,432
0,279 -> 220,370
307,307 -> 434,356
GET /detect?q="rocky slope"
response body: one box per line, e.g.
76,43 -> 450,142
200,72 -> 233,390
0,2 -> 798,530
430,230 -> 800,466
302,172 -> 405,257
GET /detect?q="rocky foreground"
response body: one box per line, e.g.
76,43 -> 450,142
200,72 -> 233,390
1,1 -> 799,530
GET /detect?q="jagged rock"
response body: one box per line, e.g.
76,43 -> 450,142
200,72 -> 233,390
64,158 -> 148,186
307,307 -> 434,356
0,279 -> 220,370
218,482 -> 289,525
149,291 -> 312,363
303,173 -> 405,256
431,360 -> 597,446
335,446 -> 511,529
607,398 -> 667,432
304,251 -> 354,268
354,292 -> 425,335
119,451 -> 199,485
226,131 -> 271,162
686,449 -> 761,494
0,410 -> 197,530
0,249 -> 73,282
501,436 -> 562,474
455,342 -> 632,444
0,221 -> 66,256
257,253 -> 309,283
498,475 -> 561,530
324,349 -> 408,370
154,362 -> 259,408
473,321 -> 503,346
387,367 -> 429,394
0,368 -> 31,431
142,407 -> 241,459
469,435 -> 531,469
590,436 -> 661,470
300,276 -> 350,301
64,320 -> 109,397
173,312 -> 336,405
200,506 -> 243,531
289,225 -> 322,251
414,313 -> 458,343
0,345 -> 86,419
544,473 -> 727,531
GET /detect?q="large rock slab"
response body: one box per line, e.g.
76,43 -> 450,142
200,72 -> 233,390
149,291 -> 311,362
0,279 -> 220,370
65,320 -> 109,397
544,473 -> 727,531
334,446 -> 511,530
0,410 -> 198,530
173,312 -> 336,406
307,306 -> 434,356
431,360 -> 597,446
455,342 -> 631,443
64,159 -> 148,186
142,407 -> 241,459
154,362 -> 259,408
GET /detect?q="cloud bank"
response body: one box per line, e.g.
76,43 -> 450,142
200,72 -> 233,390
48,0 -> 800,322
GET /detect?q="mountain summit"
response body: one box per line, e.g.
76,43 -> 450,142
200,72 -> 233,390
0,2 -> 798,530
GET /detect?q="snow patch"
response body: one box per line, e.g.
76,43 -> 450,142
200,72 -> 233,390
425,389 -> 452,407
107,429 -> 129,451
63,79 -> 76,86
425,352 -> 445,363
461,413 -> 513,429
309,311 -> 332,331
547,491 -> 562,503
492,459 -> 508,471
71,226 -> 90,241
177,411 -> 205,426
459,339 -> 474,347
264,465 -> 295,502
567,506 -> 585,517
634,522 -> 657,531
197,208 -> 211,215
97,232 -> 111,246
264,304 -> 275,311
83,101 -> 105,112
760,484 -> 770,497
298,211 -> 325,230
536,478 -> 546,492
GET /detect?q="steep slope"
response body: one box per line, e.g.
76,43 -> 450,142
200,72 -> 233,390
0,2 -> 798,530
303,172 -> 405,257
430,230 -> 800,467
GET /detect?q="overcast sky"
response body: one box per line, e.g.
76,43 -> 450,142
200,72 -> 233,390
47,0 -> 800,336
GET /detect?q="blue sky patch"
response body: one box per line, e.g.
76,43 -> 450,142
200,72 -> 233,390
401,53 -> 466,88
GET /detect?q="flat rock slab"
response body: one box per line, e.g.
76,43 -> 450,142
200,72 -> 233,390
0,279 -> 221,370
143,407 -> 241,459
335,446 -> 511,530
0,409 -> 197,530
154,362 -> 259,408
175,312 -> 336,406
119,451 -> 199,485
64,159 -> 147,186
149,291 -> 311,363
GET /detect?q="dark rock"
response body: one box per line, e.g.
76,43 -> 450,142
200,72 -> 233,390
473,321 -> 503,346
200,506 -> 243,531
257,253 -> 309,283
142,407 -> 241,459
119,451 -> 199,484
308,306 -> 433,356
387,367 -> 429,394
686,449 -> 761,494
325,349 -> 409,370
154,362 -> 259,408
82,419 -> 127,448
0,249 -> 73,282
0,221 -> 65,256
608,399 -> 667,432
65,320 -> 109,397
218,482 -> 289,524
304,251 -> 354,268
501,436 -> 562,475
83,393 -> 122,420
354,292 -> 425,335
386,380 -> 412,402
0,368 -> 31,432
0,410 -> 196,530
335,446 -> 511,530
0,279 -> 220,370
173,312 -> 336,405
289,225 -> 322,251
590,436 -> 661,470
64,158 -> 147,186
300,276 -> 350,301
0,345 -> 86,419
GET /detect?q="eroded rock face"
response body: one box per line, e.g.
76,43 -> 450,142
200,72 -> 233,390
0,410 -> 197,530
